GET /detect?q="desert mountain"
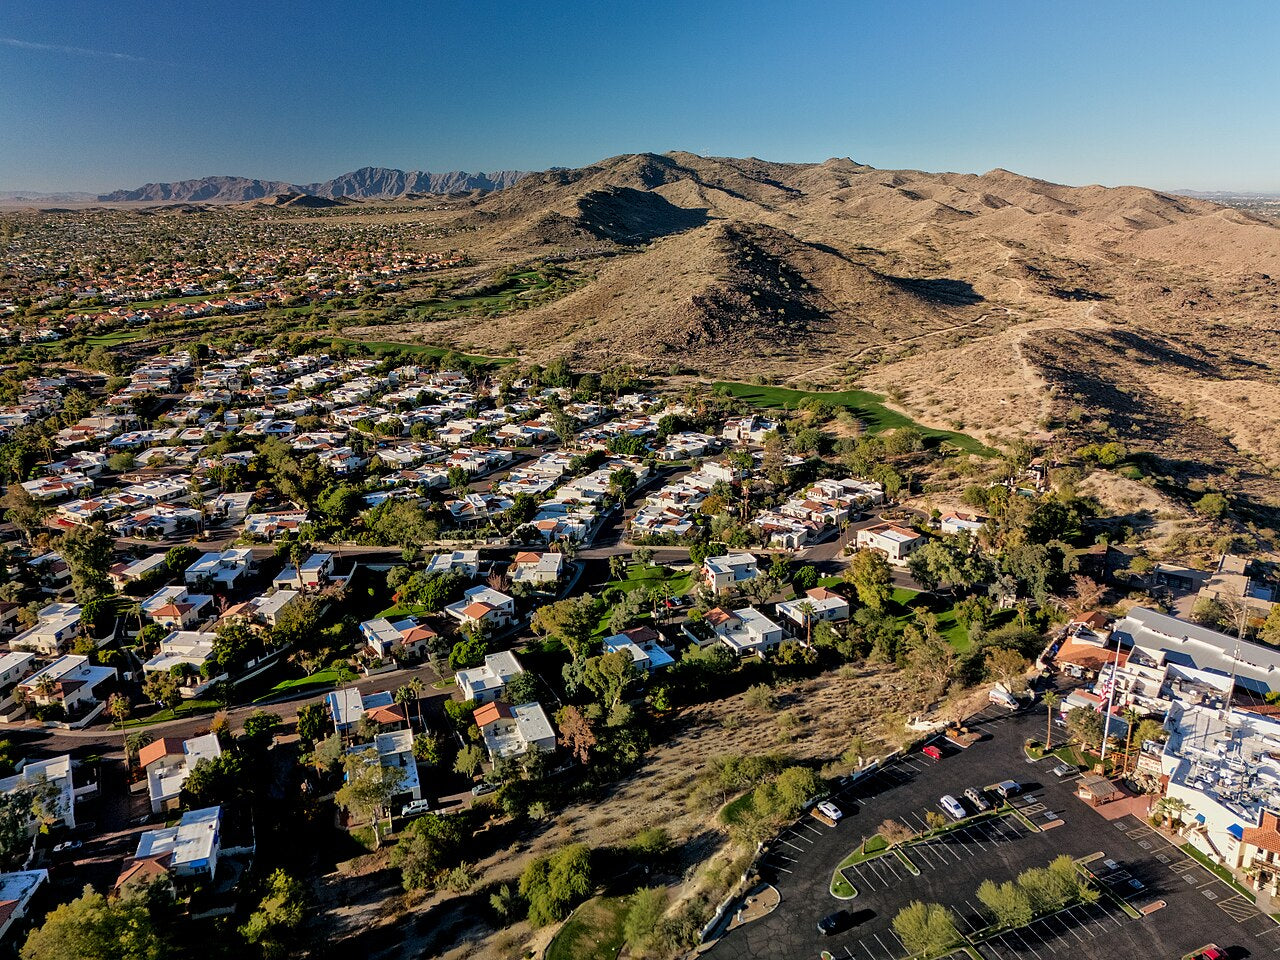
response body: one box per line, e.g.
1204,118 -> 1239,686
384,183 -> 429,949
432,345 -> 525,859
347,150 -> 1280,503
97,167 -> 528,203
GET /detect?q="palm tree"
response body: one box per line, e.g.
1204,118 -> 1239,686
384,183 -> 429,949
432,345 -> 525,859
107,693 -> 131,757
125,731 -> 153,773
394,684 -> 416,731
1121,707 -> 1142,774
34,674 -> 56,704
407,676 -> 425,730
1043,690 -> 1061,750
796,601 -> 816,647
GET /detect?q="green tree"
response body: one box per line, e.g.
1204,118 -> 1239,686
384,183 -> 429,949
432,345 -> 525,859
846,549 -> 893,611
240,869 -> 308,960
390,814 -> 469,891
20,885 -> 165,960
1194,492 -> 1228,520
453,744 -> 485,779
336,748 -> 405,848
182,753 -> 245,809
503,670 -> 541,705
241,710 -> 281,746
530,595 -> 599,662
623,887 -> 668,954
519,843 -> 593,927
295,703 -> 328,745
977,878 -> 1033,928
892,901 -> 959,957
59,523 -> 114,602
581,650 -> 640,710
1065,706 -> 1105,751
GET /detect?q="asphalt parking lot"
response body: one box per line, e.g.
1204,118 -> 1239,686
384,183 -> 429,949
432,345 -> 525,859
704,702 -> 1280,960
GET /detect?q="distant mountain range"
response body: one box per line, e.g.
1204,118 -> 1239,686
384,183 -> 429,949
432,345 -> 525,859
89,167 -> 530,203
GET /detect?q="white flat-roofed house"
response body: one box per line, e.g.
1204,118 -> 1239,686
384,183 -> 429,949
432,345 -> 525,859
445,586 -> 516,631
456,651 -> 523,703
133,806 -> 221,880
509,551 -> 564,586
142,631 -> 217,679
20,473 -> 93,502
0,755 -> 76,829
109,553 -> 169,590
940,511 -> 987,536
184,548 -> 254,591
10,602 -> 81,655
0,653 -> 34,691
139,734 -> 222,814
776,587 -> 851,638
474,700 -> 556,760
702,553 -> 759,592
141,585 -> 213,630
0,870 -> 48,942
855,523 -> 925,566
242,509 -> 309,540
705,606 -> 784,659
16,655 -> 116,714
603,627 -> 675,673
422,550 -> 481,579
721,415 -> 778,445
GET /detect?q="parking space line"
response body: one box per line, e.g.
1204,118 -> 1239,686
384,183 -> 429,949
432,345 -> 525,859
779,838 -> 804,851
1008,928 -> 1043,960
872,932 -> 897,959
1040,913 -> 1076,947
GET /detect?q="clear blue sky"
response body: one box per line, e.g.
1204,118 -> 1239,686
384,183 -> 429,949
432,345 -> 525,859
2,0 -> 1277,193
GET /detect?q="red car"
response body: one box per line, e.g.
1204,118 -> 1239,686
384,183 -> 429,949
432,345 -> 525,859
1194,949 -> 1225,960
922,745 -> 943,760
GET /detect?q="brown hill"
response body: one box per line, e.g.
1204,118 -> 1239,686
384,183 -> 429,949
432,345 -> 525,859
349,151 -> 1280,504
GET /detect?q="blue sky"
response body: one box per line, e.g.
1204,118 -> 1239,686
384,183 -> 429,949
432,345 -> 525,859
2,0 -> 1277,192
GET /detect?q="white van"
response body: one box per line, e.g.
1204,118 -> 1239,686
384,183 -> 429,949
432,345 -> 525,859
939,794 -> 966,821
989,688 -> 1019,709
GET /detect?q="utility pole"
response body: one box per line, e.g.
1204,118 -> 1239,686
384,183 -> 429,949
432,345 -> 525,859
1098,638 -> 1125,767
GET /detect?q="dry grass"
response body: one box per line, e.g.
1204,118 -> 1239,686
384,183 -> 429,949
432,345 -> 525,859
322,663 -> 911,959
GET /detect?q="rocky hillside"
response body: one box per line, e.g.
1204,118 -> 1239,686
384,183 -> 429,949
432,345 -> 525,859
345,150 -> 1280,505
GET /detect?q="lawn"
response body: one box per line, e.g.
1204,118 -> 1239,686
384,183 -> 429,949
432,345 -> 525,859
376,602 -> 429,620
713,381 -> 995,456
251,669 -> 342,704
593,562 -> 694,637
545,896 -> 628,960
885,587 -> 1017,654
120,698 -> 220,728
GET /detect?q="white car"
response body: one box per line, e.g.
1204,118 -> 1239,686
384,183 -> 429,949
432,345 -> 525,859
939,795 -> 966,821
399,799 -> 433,818
817,801 -> 844,822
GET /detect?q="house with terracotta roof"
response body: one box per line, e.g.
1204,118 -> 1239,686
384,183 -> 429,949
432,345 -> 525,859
141,585 -> 213,630
140,733 -> 222,814
445,585 -> 515,631
359,617 -> 437,661
1239,811 -> 1280,895
474,700 -> 556,760
327,689 -> 405,734
509,552 -> 564,586
16,655 -> 115,715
